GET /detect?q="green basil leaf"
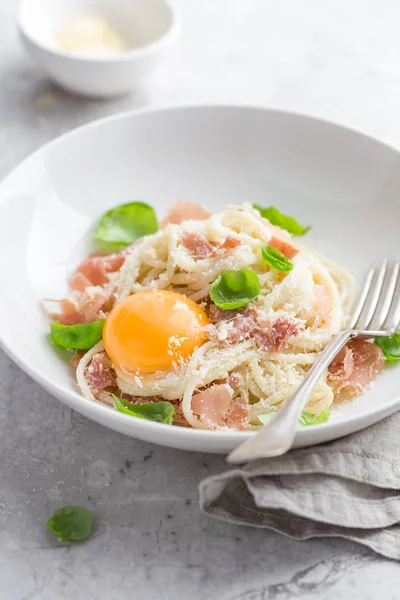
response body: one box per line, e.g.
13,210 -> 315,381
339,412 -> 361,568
259,408 -> 330,427
210,269 -> 260,310
50,319 -> 104,350
375,332 -> 400,362
47,507 -> 93,542
261,245 -> 293,272
253,204 -> 311,236
299,408 -> 330,426
94,201 -> 158,246
114,396 -> 175,424
258,413 -> 276,425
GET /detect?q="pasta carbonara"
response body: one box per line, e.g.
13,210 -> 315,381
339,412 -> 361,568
45,201 -> 386,431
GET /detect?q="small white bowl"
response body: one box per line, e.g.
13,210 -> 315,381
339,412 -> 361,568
17,0 -> 181,98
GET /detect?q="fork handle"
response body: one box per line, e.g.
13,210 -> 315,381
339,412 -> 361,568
228,330 -> 356,463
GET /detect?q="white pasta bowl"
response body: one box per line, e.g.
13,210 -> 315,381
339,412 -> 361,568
17,0 -> 180,97
0,105 -> 400,453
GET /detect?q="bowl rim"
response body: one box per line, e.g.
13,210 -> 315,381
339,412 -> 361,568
17,0 -> 181,63
1,103 -> 400,444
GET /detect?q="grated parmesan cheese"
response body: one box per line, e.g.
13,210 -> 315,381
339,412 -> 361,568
76,203 -> 355,429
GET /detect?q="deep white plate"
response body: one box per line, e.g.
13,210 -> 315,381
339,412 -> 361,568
1,105 -> 400,453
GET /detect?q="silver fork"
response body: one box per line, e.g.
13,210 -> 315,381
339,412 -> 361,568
228,260 -> 400,464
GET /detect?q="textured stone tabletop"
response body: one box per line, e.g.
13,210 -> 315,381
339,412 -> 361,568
2,0 -> 400,598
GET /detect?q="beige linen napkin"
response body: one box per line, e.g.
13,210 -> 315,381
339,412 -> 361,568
200,412 -> 400,560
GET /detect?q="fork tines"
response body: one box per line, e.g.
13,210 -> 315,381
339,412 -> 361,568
351,260 -> 400,336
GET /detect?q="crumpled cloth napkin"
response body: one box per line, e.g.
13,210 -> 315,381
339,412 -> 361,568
199,411 -> 400,560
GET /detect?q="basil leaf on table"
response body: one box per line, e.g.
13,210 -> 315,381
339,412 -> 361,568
375,332 -> 400,362
50,319 -> 105,350
210,269 -> 260,310
47,507 -> 93,542
114,396 -> 175,424
94,201 -> 158,246
253,204 -> 311,236
299,408 -> 330,426
261,245 -> 293,272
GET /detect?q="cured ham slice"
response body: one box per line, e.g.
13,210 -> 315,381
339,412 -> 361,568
43,298 -> 83,326
86,354 -> 116,393
69,272 -> 93,293
224,311 -> 303,351
191,383 -> 233,429
208,305 -> 236,323
78,288 -> 109,323
228,371 -> 242,388
268,236 -> 299,259
45,242 -> 139,326
225,395 -> 250,431
227,312 -> 259,343
191,383 -> 249,431
314,284 -> 332,326
161,201 -> 210,227
328,339 -> 385,401
214,236 -> 241,253
268,316 -> 305,351
182,232 -> 214,258
182,233 -> 241,259
43,286 -> 113,326
209,305 -> 304,351
328,346 -> 353,381
75,250 -> 127,286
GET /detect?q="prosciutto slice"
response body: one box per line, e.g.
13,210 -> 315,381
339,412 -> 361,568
43,298 -> 83,326
216,309 -> 303,351
75,249 -> 128,287
328,346 -> 354,381
191,383 -> 249,430
161,201 -> 210,227
43,286 -> 113,326
328,339 -> 385,401
182,232 -> 214,258
69,272 -> 93,293
209,305 -> 304,351
268,236 -> 299,259
191,384 -> 234,429
86,354 -> 116,393
78,288 -> 110,323
268,316 -> 305,351
214,236 -> 241,253
182,233 -> 241,259
208,305 -> 236,324
45,241 -> 137,326
314,284 -> 332,326
227,312 -> 259,343
228,371 -> 242,388
225,395 -> 250,431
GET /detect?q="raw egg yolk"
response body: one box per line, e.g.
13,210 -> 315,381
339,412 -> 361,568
103,289 -> 210,374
